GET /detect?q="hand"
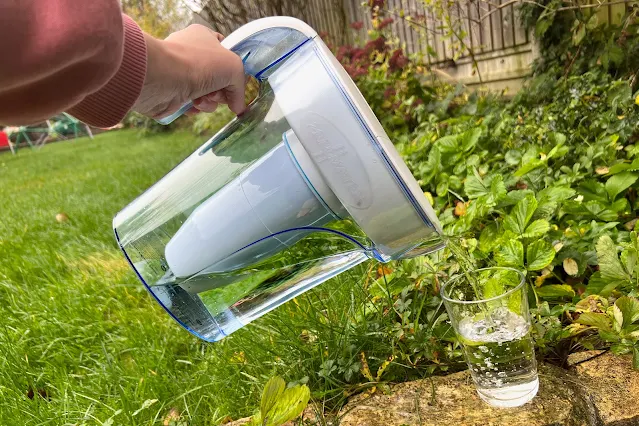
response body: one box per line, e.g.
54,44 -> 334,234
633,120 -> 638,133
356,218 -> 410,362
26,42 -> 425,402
133,25 -> 246,120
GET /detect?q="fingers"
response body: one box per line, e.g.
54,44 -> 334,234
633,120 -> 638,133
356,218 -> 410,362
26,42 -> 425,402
225,86 -> 246,115
196,90 -> 243,115
193,95 -> 219,113
225,55 -> 247,114
184,106 -> 201,116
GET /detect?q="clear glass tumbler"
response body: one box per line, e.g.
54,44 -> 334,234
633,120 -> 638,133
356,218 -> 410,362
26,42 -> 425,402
441,267 -> 538,408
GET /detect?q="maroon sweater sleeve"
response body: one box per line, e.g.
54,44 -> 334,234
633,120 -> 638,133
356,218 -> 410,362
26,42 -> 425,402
0,1 -> 147,128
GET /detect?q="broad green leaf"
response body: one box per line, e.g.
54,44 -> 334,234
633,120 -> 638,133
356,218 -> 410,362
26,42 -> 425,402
610,197 -> 629,213
586,271 -> 621,296
605,172 -> 638,199
464,169 -> 489,199
578,180 -> 608,203
526,239 -> 555,271
615,296 -> 639,328
515,159 -> 545,177
621,248 -> 638,277
488,175 -> 507,204
596,235 -> 632,287
634,346 -> 639,370
576,312 -> 612,330
460,127 -> 481,152
508,292 -> 522,315
436,135 -> 459,153
436,180 -> 449,197
483,277 -> 505,299
586,13 -> 599,29
583,201 -> 619,221
599,329 -> 621,342
537,186 -> 576,202
535,200 -> 559,218
504,195 -> 538,235
613,304 -> 624,332
505,149 -> 522,165
607,158 -> 639,175
549,132 -> 567,149
421,147 -> 441,185
564,200 -> 619,221
523,219 -> 550,239
535,284 -> 575,298
261,376 -> 285,419
479,222 -> 498,253
535,14 -> 554,38
495,240 -> 524,268
572,22 -> 586,45
501,190 -> 534,207
608,163 -> 632,175
265,384 -> 310,426
608,81 -> 632,110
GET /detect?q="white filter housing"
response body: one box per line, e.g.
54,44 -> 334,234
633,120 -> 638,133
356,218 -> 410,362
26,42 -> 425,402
165,134 -> 344,277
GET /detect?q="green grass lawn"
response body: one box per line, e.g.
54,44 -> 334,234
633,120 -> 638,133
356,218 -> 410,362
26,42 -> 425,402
0,130 -> 376,425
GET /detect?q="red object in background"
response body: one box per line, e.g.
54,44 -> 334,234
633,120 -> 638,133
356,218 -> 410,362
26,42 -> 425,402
0,131 -> 9,149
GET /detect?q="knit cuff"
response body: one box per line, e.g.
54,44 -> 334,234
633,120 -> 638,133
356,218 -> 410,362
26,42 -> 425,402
68,15 -> 147,128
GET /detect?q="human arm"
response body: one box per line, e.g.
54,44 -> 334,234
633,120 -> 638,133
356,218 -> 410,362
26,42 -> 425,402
0,1 -> 245,127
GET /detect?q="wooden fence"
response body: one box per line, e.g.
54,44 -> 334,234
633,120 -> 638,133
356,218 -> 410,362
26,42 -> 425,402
303,0 -> 531,64
192,0 -> 631,90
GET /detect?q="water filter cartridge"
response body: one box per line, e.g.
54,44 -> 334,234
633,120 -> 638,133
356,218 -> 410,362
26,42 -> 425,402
165,134 -> 343,277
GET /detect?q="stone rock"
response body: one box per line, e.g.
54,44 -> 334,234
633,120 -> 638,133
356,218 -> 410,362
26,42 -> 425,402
339,364 -> 598,426
568,351 -> 639,426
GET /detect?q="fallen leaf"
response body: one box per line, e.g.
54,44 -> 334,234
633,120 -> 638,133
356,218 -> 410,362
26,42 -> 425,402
563,258 -> 579,276
376,265 -> 393,278
595,166 -> 609,175
163,408 -> 181,426
624,218 -> 638,231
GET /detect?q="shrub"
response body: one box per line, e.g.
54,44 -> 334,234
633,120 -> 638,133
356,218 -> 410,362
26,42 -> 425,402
311,2 -> 639,383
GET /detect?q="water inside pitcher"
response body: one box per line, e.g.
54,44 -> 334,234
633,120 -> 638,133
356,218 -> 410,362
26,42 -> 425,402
114,19 -> 443,342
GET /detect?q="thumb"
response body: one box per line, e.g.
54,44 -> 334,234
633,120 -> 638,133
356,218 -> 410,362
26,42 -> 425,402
224,85 -> 246,115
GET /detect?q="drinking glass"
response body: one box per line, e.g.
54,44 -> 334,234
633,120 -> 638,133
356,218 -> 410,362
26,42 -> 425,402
441,267 -> 538,408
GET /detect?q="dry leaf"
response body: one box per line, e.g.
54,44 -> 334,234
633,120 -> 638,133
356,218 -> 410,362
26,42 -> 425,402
563,258 -> 579,276
624,218 -> 638,231
163,408 -> 181,426
376,265 -> 393,278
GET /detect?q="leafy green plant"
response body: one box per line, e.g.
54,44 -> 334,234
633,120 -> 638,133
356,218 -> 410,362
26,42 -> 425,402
248,377 -> 310,426
575,295 -> 639,368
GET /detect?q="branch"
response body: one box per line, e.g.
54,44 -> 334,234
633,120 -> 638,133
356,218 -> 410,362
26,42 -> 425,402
479,0 -> 549,22
556,0 -> 636,11
478,0 -> 636,21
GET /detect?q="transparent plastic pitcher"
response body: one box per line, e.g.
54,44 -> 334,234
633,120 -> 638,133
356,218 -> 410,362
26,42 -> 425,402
114,17 -> 443,342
